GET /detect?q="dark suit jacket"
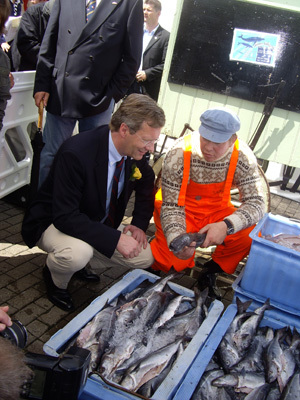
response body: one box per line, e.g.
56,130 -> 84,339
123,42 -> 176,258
21,127 -> 155,259
34,0 -> 143,118
13,2 -> 51,71
142,25 -> 170,101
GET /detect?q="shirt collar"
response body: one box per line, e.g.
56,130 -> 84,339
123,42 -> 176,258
144,24 -> 159,35
108,131 -> 127,164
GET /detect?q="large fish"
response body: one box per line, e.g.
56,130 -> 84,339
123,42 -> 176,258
217,298 -> 253,371
262,233 -> 300,251
76,304 -> 117,370
212,370 -> 266,394
265,328 -> 287,384
142,272 -> 179,297
232,328 -> 273,373
280,369 -> 300,400
169,232 -> 207,253
232,299 -> 271,356
243,383 -> 271,400
157,287 -> 208,340
120,338 -> 183,392
191,367 -> 232,400
152,294 -> 194,329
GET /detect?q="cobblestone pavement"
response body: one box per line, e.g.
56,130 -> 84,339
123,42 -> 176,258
0,186 -> 300,354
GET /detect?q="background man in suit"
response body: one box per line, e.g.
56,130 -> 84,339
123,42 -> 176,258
21,94 -> 165,312
34,0 -> 144,186
129,0 -> 169,101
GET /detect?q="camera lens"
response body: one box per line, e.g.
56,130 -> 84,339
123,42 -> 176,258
0,319 -> 28,348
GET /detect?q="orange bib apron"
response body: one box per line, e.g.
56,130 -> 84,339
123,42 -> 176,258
151,134 -> 254,274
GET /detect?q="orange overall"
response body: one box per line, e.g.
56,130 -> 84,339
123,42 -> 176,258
150,134 -> 255,274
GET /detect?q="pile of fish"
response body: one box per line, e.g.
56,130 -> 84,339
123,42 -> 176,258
191,298 -> 300,400
75,273 -> 210,397
262,233 -> 300,252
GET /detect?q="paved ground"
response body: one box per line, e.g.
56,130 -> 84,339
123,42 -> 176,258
0,185 -> 300,354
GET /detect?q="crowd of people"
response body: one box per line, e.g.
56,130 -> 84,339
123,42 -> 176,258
1,0 -> 265,324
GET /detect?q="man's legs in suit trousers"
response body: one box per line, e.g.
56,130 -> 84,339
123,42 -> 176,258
38,224 -> 154,289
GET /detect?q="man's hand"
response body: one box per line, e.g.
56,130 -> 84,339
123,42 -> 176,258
200,221 -> 228,248
136,70 -> 147,82
116,233 -> 142,259
1,42 -> 10,52
9,72 -> 14,89
34,91 -> 50,108
123,224 -> 148,249
0,305 -> 12,332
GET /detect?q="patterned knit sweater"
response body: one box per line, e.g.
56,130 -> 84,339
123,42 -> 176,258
160,131 -> 266,246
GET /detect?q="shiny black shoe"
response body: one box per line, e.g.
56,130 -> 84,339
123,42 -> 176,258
43,266 -> 74,312
73,267 -> 100,282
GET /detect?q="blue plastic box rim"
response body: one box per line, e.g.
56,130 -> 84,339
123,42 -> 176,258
44,269 -> 224,400
249,212 -> 300,254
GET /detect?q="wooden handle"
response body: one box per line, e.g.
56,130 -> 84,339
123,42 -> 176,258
38,100 -> 44,130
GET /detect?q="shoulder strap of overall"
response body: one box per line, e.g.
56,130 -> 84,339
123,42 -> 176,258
222,139 -> 239,206
178,133 -> 192,206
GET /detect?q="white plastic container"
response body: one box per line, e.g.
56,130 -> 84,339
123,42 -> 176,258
0,71 -> 37,199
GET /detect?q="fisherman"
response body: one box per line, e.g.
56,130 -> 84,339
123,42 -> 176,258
21,94 -> 165,311
150,107 -> 266,298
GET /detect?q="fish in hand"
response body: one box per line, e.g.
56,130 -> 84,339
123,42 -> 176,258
169,232 -> 207,253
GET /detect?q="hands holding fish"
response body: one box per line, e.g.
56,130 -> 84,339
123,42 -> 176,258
171,221 -> 228,260
116,225 -> 148,259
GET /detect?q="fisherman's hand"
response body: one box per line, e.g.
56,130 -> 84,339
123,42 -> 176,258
123,225 -> 148,249
200,222 -> 227,247
34,91 -> 49,108
136,70 -> 146,82
0,306 -> 12,332
173,241 -> 196,260
117,233 -> 142,259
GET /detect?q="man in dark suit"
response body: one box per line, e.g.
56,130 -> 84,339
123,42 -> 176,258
21,94 -> 165,311
34,0 -> 144,186
130,0 -> 169,101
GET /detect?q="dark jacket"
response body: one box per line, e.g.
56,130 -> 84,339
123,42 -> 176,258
21,126 -> 155,258
142,25 -> 170,101
34,0 -> 143,118
14,1 -> 53,71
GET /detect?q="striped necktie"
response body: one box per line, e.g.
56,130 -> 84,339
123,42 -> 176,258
86,0 -> 96,22
105,157 -> 125,227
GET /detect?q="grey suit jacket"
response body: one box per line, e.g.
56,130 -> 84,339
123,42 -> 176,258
34,0 -> 143,118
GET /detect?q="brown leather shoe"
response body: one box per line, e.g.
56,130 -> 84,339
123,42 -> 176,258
43,266 -> 74,311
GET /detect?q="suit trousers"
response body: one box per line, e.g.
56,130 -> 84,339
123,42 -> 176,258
37,224 -> 154,289
38,99 -> 115,187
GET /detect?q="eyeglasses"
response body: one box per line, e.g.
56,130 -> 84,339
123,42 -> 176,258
135,132 -> 159,146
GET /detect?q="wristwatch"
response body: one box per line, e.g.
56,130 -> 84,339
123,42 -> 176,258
223,218 -> 234,235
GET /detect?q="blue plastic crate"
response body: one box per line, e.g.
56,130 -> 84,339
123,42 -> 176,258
44,269 -> 224,400
232,273 -> 300,330
240,213 -> 300,314
172,301 -> 300,400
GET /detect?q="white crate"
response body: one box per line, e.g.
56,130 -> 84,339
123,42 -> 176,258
0,71 -> 37,199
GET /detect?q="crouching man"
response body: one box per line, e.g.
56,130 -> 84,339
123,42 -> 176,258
22,94 -> 165,311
